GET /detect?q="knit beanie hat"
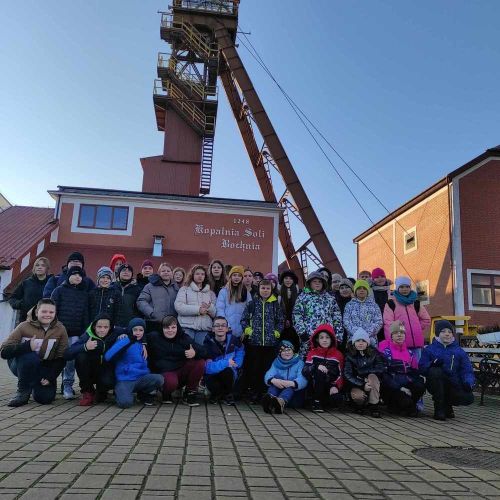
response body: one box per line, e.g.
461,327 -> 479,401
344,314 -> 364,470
372,268 -> 386,279
279,270 -> 299,285
435,320 -> 454,337
228,265 -> 245,277
68,267 -> 84,278
110,254 -> 126,270
128,317 -> 146,332
354,279 -> 371,294
97,266 -> 113,281
390,320 -> 405,336
279,340 -> 295,352
141,259 -> 154,269
67,251 -> 85,267
306,270 -> 327,289
264,272 -> 278,284
253,271 -> 264,279
339,278 -> 354,291
117,263 -> 134,277
395,276 -> 411,289
331,273 -> 343,282
351,328 -> 370,344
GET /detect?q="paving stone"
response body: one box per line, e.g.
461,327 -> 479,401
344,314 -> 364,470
100,489 -> 139,500
145,475 -> 178,490
0,472 -> 42,488
72,474 -> 111,489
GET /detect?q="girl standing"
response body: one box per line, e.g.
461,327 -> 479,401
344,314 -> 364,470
208,259 -> 227,297
278,270 -> 300,350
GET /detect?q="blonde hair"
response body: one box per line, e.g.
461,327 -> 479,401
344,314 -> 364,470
186,264 -> 209,288
158,262 -> 173,272
32,257 -> 50,273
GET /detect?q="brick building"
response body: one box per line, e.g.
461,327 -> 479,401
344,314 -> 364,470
354,145 -> 500,328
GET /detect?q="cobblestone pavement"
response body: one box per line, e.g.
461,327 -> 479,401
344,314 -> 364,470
0,363 -> 498,499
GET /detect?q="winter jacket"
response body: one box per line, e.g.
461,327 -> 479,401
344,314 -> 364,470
104,336 -> 150,382
292,288 -> 344,356
370,279 -> 392,314
303,324 -> 344,389
419,338 -> 475,389
88,286 -> 121,324
204,333 -> 245,377
343,297 -> 383,346
378,339 -> 422,391
51,281 -> 90,337
137,275 -> 179,322
43,267 -> 95,298
147,330 -> 206,373
383,298 -> 431,348
344,349 -> 386,388
113,280 -> 142,327
175,282 -> 216,331
215,287 -> 251,338
135,274 -> 149,291
240,295 -> 284,347
264,357 -> 307,390
278,284 -> 300,326
9,274 -> 52,322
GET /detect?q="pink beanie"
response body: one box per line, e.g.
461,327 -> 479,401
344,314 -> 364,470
371,268 -> 386,279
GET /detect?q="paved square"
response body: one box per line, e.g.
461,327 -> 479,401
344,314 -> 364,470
0,363 -> 498,499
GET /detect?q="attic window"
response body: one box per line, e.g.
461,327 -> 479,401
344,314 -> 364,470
403,227 -> 417,254
78,204 -> 129,230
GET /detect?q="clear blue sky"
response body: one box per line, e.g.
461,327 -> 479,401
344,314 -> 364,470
1,1 -> 499,275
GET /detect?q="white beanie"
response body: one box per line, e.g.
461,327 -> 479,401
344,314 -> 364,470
395,276 -> 411,289
351,328 -> 370,344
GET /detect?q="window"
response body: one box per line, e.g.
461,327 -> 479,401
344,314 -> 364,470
416,280 -> 430,305
78,204 -> 129,230
403,226 -> 417,254
471,273 -> 500,307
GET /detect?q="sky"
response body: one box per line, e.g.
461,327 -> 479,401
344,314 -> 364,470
1,0 -> 499,276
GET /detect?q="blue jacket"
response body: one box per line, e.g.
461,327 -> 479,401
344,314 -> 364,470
215,287 -> 251,338
204,333 -> 245,377
419,338 -> 475,388
264,357 -> 308,390
104,336 -> 150,381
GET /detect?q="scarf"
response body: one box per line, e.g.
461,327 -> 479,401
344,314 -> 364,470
393,290 -> 418,305
272,353 -> 301,371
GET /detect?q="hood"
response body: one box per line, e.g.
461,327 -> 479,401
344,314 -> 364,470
150,274 -> 173,286
27,306 -> 59,329
310,323 -> 337,349
317,267 -> 332,286
305,271 -> 328,291
189,281 -> 210,293
87,313 -> 114,338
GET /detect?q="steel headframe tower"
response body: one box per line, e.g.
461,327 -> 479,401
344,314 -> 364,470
152,0 -> 344,283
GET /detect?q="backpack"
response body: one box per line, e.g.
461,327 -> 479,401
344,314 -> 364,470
387,298 -> 420,314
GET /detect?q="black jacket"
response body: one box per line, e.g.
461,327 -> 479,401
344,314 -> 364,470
9,274 -> 52,321
51,281 -> 89,336
147,330 -> 206,373
113,280 -> 142,327
88,286 -> 122,324
43,267 -> 95,298
344,349 -> 386,387
135,274 -> 149,291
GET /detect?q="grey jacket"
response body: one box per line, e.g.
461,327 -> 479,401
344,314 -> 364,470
136,275 -> 179,322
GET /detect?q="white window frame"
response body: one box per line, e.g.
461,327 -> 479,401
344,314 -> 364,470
403,225 -> 418,254
70,201 -> 134,236
467,268 -> 500,312
416,279 -> 430,305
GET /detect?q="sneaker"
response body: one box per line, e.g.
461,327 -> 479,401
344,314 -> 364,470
142,394 -> 156,407
312,400 -> 324,413
208,396 -> 219,405
79,392 -> 95,406
272,397 -> 286,414
7,391 -> 31,407
63,386 -> 76,400
368,404 -> 381,418
162,393 -> 174,404
433,410 -> 446,421
222,394 -> 236,406
182,390 -> 199,407
445,406 -> 455,418
94,391 -> 108,403
262,393 -> 273,414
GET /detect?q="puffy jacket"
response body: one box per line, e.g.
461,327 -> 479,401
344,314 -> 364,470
43,267 -> 95,298
147,330 -> 206,373
113,280 -> 142,327
240,295 -> 283,347
9,274 -> 52,321
175,282 -> 216,331
51,281 -> 89,337
104,336 -> 150,382
303,324 -> 344,389
383,298 -> 431,348
292,288 -> 344,356
215,287 -> 251,338
344,349 -> 386,387
265,357 -> 308,390
88,286 -> 121,324
419,338 -> 475,388
204,333 -> 245,377
343,297 -> 383,346
137,275 -> 179,322
378,339 -> 422,390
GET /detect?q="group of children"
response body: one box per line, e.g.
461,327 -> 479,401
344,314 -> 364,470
3,253 -> 475,421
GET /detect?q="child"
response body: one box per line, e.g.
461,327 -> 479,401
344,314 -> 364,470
204,316 -> 245,405
208,259 -> 227,297
264,272 -> 279,296
262,340 -> 307,414
51,267 -> 90,399
113,264 -> 142,328
278,270 -> 300,351
1,298 -> 68,407
136,259 -> 155,291
173,267 -> 186,287
379,321 -> 425,416
64,313 -> 121,406
88,266 -> 121,324
419,320 -> 474,420
343,280 -> 383,347
147,316 -> 206,406
370,268 -> 392,342
216,265 -> 251,338
240,279 -> 284,402
109,253 -> 127,280
104,318 -> 163,408
303,324 -> 344,413
344,328 -> 386,417
358,270 -> 371,281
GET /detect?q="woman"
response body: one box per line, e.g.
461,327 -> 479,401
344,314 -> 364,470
9,257 -> 52,323
208,259 -> 227,297
175,264 -> 216,345
278,270 -> 300,350
216,266 -> 251,338
173,267 -> 186,287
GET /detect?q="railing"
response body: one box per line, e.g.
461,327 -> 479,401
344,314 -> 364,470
172,0 -> 239,15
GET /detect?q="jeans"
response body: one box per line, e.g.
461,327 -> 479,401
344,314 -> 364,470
426,367 -> 474,411
62,336 -> 79,388
114,374 -> 164,408
206,367 -> 236,398
162,358 -> 206,395
268,385 -> 295,403
75,352 -> 115,393
8,352 -> 58,404
183,328 -> 209,345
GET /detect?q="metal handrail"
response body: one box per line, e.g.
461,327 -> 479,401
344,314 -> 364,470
172,0 -> 239,15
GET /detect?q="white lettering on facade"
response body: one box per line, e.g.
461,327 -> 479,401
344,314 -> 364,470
194,221 -> 265,253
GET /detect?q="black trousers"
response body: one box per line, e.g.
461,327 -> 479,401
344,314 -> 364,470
426,367 -> 474,410
75,352 -> 115,393
381,378 -> 426,411
309,370 -> 343,406
206,367 -> 235,398
240,345 -> 276,396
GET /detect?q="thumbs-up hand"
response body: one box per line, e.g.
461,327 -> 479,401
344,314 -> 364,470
86,339 -> 98,351
185,344 -> 196,359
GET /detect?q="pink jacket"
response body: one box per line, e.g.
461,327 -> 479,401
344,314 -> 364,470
378,339 -> 418,369
383,299 -> 430,348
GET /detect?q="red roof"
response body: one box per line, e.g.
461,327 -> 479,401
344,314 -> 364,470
0,206 -> 56,269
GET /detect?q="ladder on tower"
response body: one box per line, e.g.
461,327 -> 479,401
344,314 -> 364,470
200,136 -> 215,194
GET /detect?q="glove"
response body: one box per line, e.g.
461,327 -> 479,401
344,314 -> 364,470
274,330 -> 281,339
244,327 -> 253,337
432,358 -> 443,367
